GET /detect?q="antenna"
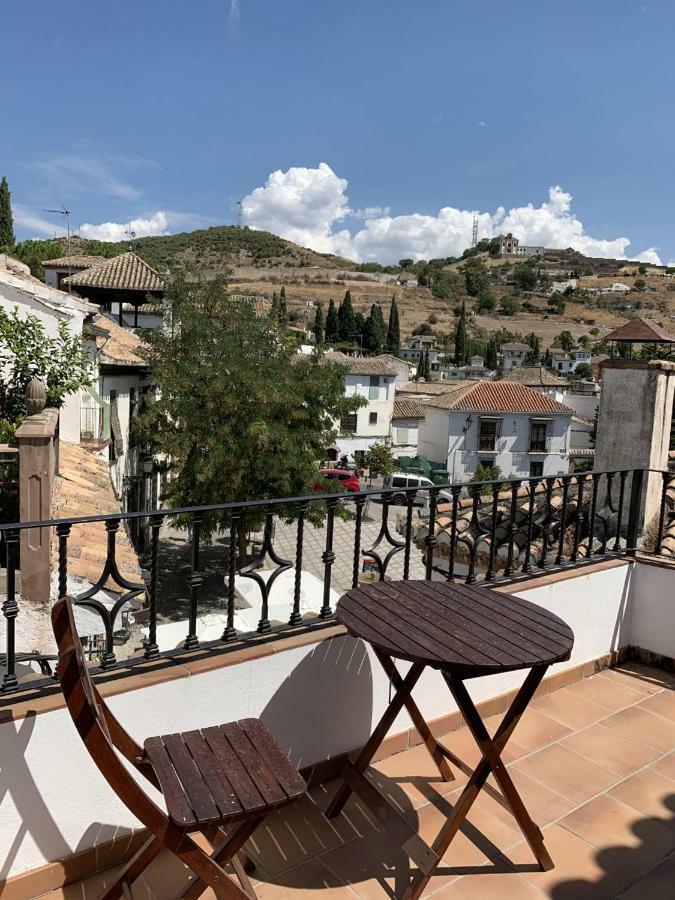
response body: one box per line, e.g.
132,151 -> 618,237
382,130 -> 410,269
43,205 -> 72,292
237,199 -> 243,228
471,215 -> 479,249
125,225 -> 136,252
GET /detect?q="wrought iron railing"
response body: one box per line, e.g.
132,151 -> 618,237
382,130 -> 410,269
0,467 -> 673,696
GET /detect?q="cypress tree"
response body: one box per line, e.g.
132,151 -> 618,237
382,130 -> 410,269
362,314 -> 379,352
354,311 -> 367,347
372,303 -> 386,351
325,299 -> 339,342
278,286 -> 288,326
270,291 -> 280,321
387,296 -> 400,354
337,290 -> 356,343
486,337 -> 498,370
313,303 -> 325,344
454,300 -> 468,366
0,177 -> 14,248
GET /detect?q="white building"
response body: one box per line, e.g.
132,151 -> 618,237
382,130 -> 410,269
500,342 -> 531,372
442,356 -> 496,381
327,354 -> 397,457
503,366 -> 569,400
417,380 -> 573,481
399,336 -> 440,371
551,348 -> 592,375
390,398 -> 425,457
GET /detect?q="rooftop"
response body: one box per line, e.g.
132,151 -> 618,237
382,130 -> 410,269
604,316 -> 675,343
41,663 -> 675,900
41,255 -> 107,269
90,312 -> 146,366
327,352 -> 398,377
392,398 -> 425,419
63,251 -> 166,293
424,380 -> 575,415
504,367 -> 568,387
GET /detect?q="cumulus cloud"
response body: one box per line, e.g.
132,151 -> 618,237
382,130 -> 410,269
79,212 -> 170,241
241,164 -> 662,264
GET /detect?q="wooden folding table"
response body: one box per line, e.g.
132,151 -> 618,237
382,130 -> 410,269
325,580 -> 574,900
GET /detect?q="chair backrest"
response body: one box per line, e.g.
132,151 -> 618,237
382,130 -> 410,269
52,596 -> 112,747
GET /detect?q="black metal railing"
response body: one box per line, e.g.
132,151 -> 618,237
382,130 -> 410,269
0,467 -> 673,696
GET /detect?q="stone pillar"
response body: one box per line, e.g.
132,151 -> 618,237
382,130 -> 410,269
595,359 -> 675,535
15,407 -> 59,603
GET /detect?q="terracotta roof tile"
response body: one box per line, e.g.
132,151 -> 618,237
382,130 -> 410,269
64,252 -> 165,293
504,366 -> 568,387
393,398 -> 425,419
42,255 -> 107,269
604,316 -> 675,343
397,381 -> 465,395
91,313 -> 147,367
326,352 -> 397,377
425,380 -> 574,415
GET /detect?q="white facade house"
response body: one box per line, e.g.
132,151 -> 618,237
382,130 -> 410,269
442,356 -> 496,381
552,348 -> 592,374
399,336 -> 440,373
503,366 -> 569,400
417,380 -> 573,481
390,398 -> 425,457
327,354 -> 397,457
500,342 -> 531,372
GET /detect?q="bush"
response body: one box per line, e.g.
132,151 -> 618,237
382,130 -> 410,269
412,321 -> 433,336
499,295 -> 521,316
427,313 -> 439,325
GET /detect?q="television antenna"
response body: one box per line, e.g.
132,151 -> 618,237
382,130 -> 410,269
43,205 -> 72,292
125,225 -> 137,251
471,215 -> 479,249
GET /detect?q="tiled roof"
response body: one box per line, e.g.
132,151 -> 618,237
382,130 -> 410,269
91,313 -> 147,367
326,352 -> 397,377
504,366 -> 567,387
424,380 -> 574,414
51,441 -> 141,587
604,316 -> 675,343
397,381 -> 464,395
393,398 -> 425,419
42,255 -> 107,269
501,342 -> 530,351
64,252 -> 165,292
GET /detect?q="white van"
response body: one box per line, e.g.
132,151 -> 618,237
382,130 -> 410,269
383,472 -> 436,505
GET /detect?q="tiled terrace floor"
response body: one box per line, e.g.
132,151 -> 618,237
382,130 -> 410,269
43,663 -> 675,900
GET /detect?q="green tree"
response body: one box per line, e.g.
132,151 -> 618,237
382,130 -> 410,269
354,311 -> 367,346
476,289 -> 496,312
543,348 -> 554,368
313,303 -> 324,344
325,298 -> 339,342
470,463 -> 503,495
337,290 -> 356,343
363,304 -> 386,353
139,277 -> 364,551
638,264 -> 647,275
553,330 -> 575,351
363,441 -> 396,483
548,292 -> 566,315
464,257 -> 489,296
499,295 -> 521,316
485,337 -> 498,370
387,297 -> 400,353
0,308 -> 91,440
523,349 -> 540,366
454,300 -> 468,365
573,362 -> 593,380
277,286 -> 288,325
634,278 -> 646,292
513,260 -> 538,292
0,176 -> 14,248
526,332 -> 540,355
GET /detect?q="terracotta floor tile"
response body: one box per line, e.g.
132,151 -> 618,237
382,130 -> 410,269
431,870 -> 547,898
613,662 -> 675,692
504,823 -> 635,899
638,690 -> 675,721
602,705 -> 675,753
483,707 -> 572,753
513,743 -> 622,805
266,856 -> 352,898
652,751 -> 675,781
531,686 -> 610,731
480,768 -> 576,830
319,827 -> 421,899
308,781 -> 379,841
565,676 -> 647,711
560,794 -> 675,875
616,851 -> 675,900
599,668 -> 665,696
609,768 -> 675,826
561,723 -> 659,777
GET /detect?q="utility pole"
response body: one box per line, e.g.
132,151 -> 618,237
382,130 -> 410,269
237,199 -> 243,228
43,206 -> 71,292
471,215 -> 479,249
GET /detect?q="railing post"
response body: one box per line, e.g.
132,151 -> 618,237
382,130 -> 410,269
1,529 -> 20,693
184,512 -> 202,650
352,495 -> 366,589
424,487 -> 439,580
626,469 -> 645,556
290,500 -> 309,626
222,509 -> 239,642
144,515 -> 162,659
320,497 -> 338,619
56,522 -> 71,598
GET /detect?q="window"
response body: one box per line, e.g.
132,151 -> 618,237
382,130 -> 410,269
478,418 -> 502,452
396,427 -> 410,444
529,420 -> 549,453
368,375 -> 380,400
340,414 -> 358,434
391,476 -> 406,488
530,461 -> 544,477
369,412 -> 378,425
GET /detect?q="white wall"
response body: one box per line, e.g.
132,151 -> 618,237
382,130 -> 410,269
0,561 -> 643,880
627,561 -> 675,659
390,418 -> 420,457
417,408 -> 450,465
337,373 -> 396,456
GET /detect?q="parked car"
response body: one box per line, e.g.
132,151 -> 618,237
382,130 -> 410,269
383,472 -> 436,505
313,468 -> 361,493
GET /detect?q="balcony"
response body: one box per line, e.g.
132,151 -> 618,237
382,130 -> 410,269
1,468 -> 674,897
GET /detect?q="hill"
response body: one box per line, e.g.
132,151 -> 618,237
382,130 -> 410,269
17,226 -> 353,277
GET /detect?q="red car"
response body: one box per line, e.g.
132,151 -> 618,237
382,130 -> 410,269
314,468 -> 361,493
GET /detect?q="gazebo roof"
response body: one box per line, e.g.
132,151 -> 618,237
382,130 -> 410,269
63,251 -> 165,293
604,316 -> 675,343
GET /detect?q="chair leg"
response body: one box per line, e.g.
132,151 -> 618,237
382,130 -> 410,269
174,818 -> 265,900
97,835 -> 163,900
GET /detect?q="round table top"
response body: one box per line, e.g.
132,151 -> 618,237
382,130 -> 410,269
336,580 -> 574,674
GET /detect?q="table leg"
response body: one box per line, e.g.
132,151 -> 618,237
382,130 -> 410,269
374,649 -> 454,783
401,664 -> 552,900
326,661 -> 426,819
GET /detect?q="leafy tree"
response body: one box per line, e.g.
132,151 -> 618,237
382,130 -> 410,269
313,303 -> 325,344
354,311 -> 367,346
363,442 -> 396,482
578,334 -> 591,349
139,277 -> 364,552
337,290 -> 356,343
412,321 -> 433,335
523,350 -> 540,366
553,330 -> 575,351
548,292 -> 566,315
470,463 -> 503,495
526,332 -> 540,355
417,349 -> 431,380
363,303 -> 386,353
325,298 -> 339,342
387,297 -> 400,353
543,348 -> 554,368
399,258 -> 414,270
485,337 -> 498,370
638,264 -> 647,275
277,286 -> 288,325
513,260 -> 538,292
573,362 -> 593,380
464,257 -> 489,297
454,300 -> 468,366
0,308 -> 91,440
634,278 -> 646,292
476,289 -> 496,312
0,176 -> 14,248
270,291 -> 280,320
499,295 -> 521,316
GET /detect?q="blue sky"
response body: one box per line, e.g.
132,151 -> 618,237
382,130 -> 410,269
3,0 -> 674,263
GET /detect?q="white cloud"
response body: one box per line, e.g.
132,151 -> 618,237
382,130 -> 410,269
241,165 -> 663,265
632,247 -> 661,265
79,211 -> 170,241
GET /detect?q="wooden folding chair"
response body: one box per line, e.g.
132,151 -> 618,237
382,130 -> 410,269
52,596 -> 306,899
